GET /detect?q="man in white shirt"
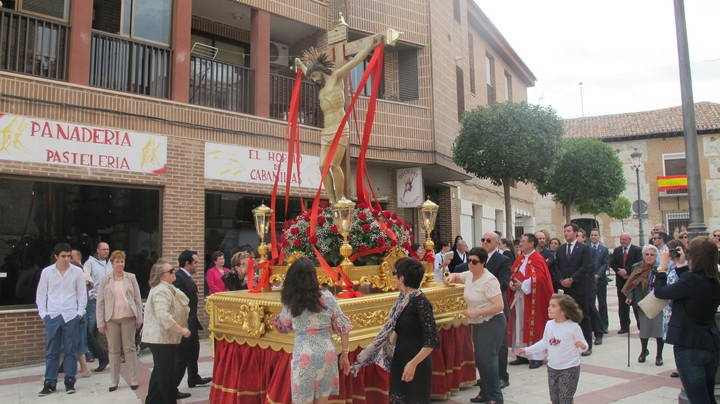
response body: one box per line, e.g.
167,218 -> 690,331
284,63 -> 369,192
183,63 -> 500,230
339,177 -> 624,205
36,243 -> 87,396
433,242 -> 452,280
83,242 -> 111,371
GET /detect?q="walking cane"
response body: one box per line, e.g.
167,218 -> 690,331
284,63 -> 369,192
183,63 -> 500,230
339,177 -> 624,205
627,325 -> 630,367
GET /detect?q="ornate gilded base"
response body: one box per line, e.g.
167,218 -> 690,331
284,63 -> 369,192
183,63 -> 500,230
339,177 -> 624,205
206,282 -> 467,353
271,247 -> 434,292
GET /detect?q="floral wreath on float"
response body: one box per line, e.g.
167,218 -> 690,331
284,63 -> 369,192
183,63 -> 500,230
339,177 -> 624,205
280,201 -> 414,267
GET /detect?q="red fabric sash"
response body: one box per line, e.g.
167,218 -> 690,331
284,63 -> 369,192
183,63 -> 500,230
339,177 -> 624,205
247,257 -> 272,293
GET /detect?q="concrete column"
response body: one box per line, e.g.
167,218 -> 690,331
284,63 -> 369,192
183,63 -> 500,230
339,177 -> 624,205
171,0 -> 192,102
250,9 -> 271,117
67,0 -> 93,85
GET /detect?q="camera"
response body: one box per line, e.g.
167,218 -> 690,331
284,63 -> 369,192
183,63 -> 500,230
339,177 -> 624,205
669,248 -> 681,258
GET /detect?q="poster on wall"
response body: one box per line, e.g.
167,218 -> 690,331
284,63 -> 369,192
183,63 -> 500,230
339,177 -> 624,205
0,113 -> 167,174
204,142 -> 322,189
396,167 -> 424,208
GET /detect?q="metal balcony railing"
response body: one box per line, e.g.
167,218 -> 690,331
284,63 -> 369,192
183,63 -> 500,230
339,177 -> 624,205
0,9 -> 68,80
90,30 -> 171,98
270,73 -> 322,127
189,56 -> 253,114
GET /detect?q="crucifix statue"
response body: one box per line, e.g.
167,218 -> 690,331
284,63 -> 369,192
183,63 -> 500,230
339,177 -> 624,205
294,33 -> 384,205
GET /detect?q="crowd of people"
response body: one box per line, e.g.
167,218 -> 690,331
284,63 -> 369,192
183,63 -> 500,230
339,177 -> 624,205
33,223 -> 720,404
35,243 -> 211,403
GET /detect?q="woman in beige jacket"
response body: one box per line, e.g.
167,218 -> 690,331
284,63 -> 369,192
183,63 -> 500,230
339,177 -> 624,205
142,258 -> 191,404
96,250 -> 143,392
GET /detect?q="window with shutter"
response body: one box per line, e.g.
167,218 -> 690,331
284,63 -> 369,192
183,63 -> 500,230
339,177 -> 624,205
398,48 -> 419,101
456,66 -> 465,121
468,34 -> 475,94
19,0 -> 68,20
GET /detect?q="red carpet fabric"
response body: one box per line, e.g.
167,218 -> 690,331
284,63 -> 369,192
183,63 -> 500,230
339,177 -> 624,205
210,325 -> 475,404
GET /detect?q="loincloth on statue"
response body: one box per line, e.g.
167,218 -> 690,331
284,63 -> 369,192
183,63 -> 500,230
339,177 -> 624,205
320,124 -> 350,147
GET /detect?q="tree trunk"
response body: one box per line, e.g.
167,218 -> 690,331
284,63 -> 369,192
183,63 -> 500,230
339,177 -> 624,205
564,203 -> 572,224
621,219 -> 625,231
503,179 -> 513,241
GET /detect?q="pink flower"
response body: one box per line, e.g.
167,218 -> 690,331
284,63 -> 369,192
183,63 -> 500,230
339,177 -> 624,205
298,354 -> 311,369
330,225 -> 339,234
391,213 -> 398,220
293,239 -> 301,247
376,237 -> 386,247
362,223 -> 371,232
290,227 -> 299,235
382,210 -> 391,219
305,227 -> 312,235
402,242 -> 411,249
318,216 -> 326,226
319,200 -> 329,209
309,235 -> 318,244
325,350 -> 336,364
390,240 -> 397,247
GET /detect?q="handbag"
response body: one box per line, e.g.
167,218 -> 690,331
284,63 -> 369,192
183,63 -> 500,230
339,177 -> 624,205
638,292 -> 668,319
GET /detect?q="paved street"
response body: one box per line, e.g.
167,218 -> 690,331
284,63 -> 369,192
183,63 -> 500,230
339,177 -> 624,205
0,282 -> 681,403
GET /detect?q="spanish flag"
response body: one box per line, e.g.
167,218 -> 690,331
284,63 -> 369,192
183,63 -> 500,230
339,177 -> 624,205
657,175 -> 688,191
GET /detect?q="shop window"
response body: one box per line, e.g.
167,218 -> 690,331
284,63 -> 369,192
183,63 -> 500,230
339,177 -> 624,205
205,192 -> 308,295
92,0 -> 172,44
0,179 -> 161,307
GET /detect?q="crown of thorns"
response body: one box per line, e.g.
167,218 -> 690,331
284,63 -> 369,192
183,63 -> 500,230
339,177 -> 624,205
303,47 -> 334,75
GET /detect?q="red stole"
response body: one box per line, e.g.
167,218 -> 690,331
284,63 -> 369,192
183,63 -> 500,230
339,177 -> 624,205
506,250 -> 554,345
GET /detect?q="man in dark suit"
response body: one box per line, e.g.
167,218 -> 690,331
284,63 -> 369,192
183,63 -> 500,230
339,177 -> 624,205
556,223 -> 594,355
174,250 -> 211,399
456,232 -> 511,392
535,230 -> 558,290
610,232 -> 643,334
589,229 -> 609,344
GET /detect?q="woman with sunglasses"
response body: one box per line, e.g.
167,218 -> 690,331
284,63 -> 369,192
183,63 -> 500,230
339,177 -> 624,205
142,259 -> 191,404
622,245 -> 664,365
444,247 -> 505,404
677,232 -> 689,246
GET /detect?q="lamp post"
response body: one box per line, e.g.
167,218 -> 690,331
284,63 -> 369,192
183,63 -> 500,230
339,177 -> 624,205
252,203 -> 273,264
333,197 -> 356,273
631,149 -> 644,244
674,0 -> 707,239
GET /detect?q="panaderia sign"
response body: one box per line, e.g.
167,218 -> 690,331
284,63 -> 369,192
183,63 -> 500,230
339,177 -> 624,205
0,113 -> 167,174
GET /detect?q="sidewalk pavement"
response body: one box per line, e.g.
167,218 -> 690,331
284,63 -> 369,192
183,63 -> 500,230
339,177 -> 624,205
0,284 -> 682,403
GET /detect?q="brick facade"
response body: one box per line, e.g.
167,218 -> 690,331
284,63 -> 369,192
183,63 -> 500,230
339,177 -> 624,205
0,0 -> 534,368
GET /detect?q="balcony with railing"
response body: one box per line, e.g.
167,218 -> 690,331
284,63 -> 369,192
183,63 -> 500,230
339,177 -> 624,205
0,8 -> 68,80
90,30 -> 172,98
270,73 -> 322,127
189,55 -> 253,114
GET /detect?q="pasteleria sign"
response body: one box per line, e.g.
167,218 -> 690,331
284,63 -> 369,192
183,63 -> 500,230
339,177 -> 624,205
396,167 -> 423,208
0,113 -> 167,174
204,142 -> 321,189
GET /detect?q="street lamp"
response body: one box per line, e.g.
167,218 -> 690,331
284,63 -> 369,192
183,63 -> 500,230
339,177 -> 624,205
630,148 -> 644,244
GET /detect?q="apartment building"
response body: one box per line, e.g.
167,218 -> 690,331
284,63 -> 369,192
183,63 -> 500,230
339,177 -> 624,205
534,102 -> 720,247
0,0 -> 534,367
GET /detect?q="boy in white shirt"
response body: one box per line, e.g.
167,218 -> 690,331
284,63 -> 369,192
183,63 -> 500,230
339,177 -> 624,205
520,294 -> 588,404
36,243 -> 87,396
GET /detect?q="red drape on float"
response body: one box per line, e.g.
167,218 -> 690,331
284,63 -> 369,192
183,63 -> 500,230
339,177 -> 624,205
209,325 -> 476,404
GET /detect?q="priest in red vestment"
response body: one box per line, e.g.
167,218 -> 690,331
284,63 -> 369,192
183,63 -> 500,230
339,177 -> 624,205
507,233 -> 554,369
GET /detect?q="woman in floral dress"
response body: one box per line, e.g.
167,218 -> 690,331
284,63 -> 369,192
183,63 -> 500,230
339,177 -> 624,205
274,258 -> 353,404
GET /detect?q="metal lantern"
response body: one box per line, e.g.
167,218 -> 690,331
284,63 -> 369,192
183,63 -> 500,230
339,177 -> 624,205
420,198 -> 439,253
630,148 -> 642,170
333,197 -> 356,269
252,203 -> 273,263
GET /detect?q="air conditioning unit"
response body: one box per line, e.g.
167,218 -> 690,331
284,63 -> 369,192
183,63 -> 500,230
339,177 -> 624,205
270,41 -> 290,67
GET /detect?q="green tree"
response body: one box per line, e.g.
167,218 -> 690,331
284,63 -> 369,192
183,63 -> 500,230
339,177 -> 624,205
453,102 -> 564,240
537,138 -> 626,223
577,197 -> 615,222
607,196 -> 633,231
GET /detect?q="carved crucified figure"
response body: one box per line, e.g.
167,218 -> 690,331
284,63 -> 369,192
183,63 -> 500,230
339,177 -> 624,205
295,33 -> 384,205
